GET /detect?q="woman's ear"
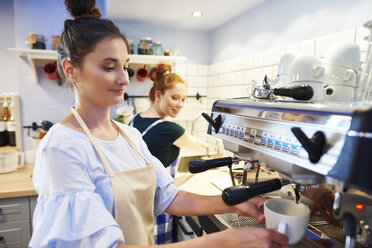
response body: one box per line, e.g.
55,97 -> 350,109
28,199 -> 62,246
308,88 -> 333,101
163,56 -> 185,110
62,59 -> 78,82
154,90 -> 162,102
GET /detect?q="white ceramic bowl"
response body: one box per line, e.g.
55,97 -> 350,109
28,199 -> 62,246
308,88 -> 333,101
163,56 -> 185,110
289,56 -> 325,83
0,150 -> 23,173
323,41 -> 361,71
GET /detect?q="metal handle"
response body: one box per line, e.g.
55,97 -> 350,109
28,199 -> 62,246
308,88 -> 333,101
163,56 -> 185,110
273,85 -> 314,100
291,127 -> 325,163
188,157 -> 237,174
201,113 -> 222,133
222,179 -> 287,205
177,217 -> 194,235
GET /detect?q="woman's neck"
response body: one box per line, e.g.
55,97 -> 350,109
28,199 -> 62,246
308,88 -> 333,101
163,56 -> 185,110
141,104 -> 166,119
74,100 -> 112,131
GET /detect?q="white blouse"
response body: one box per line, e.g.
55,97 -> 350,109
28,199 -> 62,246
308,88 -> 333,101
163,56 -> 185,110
29,122 -> 179,248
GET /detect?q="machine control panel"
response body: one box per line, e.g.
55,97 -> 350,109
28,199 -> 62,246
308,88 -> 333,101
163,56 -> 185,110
220,123 -> 302,157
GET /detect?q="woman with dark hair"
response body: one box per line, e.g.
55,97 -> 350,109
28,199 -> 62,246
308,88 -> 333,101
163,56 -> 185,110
129,63 -> 209,244
29,1 -> 288,247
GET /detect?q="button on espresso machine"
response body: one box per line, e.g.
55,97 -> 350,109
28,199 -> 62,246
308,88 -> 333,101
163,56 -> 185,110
189,100 -> 372,248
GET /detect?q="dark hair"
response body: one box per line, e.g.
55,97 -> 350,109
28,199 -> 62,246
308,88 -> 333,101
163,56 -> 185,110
148,64 -> 186,103
57,0 -> 128,85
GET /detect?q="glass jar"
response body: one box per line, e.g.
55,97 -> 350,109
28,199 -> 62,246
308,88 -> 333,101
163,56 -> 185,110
153,41 -> 164,56
127,39 -> 134,54
137,37 -> 153,55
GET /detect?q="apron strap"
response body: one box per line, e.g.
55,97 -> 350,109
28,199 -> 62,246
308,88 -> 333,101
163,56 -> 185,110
71,107 -> 114,176
141,119 -> 165,137
128,113 -> 139,127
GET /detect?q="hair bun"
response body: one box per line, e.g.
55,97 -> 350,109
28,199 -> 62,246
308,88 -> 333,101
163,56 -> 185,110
149,64 -> 172,82
65,0 -> 102,19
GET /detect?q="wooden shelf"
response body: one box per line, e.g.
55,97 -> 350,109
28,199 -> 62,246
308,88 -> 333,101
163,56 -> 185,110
8,48 -> 186,83
0,146 -> 18,151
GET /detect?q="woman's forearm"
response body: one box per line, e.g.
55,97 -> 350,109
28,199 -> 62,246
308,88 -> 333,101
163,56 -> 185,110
165,190 -> 234,216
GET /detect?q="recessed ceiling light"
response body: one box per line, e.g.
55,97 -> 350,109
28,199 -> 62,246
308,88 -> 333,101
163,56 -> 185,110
191,11 -> 203,18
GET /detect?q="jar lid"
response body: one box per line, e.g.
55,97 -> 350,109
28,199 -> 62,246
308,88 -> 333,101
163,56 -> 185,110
141,37 -> 152,41
153,41 -> 162,45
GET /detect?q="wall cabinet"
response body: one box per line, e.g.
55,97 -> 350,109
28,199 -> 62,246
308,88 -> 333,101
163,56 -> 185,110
8,48 -> 186,83
0,196 -> 37,248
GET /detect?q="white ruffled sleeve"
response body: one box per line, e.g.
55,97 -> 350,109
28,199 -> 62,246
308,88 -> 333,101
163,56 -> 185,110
29,147 -> 124,248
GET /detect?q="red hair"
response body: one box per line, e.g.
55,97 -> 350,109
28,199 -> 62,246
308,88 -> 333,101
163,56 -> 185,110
148,64 -> 185,103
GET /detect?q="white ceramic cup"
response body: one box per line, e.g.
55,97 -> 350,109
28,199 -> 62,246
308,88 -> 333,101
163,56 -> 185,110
324,85 -> 355,102
288,81 -> 325,101
277,52 -> 299,87
323,41 -> 361,71
289,56 -> 325,83
324,64 -> 357,87
264,198 -> 310,245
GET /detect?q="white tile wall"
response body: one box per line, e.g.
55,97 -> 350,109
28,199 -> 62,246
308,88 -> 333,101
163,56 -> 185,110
285,42 -> 300,53
299,39 -> 316,56
355,26 -> 370,52
315,29 -> 355,58
263,46 -> 285,66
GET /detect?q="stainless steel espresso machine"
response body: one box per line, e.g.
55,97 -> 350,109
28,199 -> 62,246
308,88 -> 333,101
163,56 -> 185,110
188,99 -> 372,247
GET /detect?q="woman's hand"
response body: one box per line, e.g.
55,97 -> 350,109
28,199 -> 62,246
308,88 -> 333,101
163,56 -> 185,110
304,187 -> 335,222
216,226 -> 289,248
234,197 -> 270,222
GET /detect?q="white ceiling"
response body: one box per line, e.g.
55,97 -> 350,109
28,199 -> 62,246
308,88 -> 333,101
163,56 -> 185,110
107,0 -> 264,31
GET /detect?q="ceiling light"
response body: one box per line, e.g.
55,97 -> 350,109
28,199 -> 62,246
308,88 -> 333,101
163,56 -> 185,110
191,11 -> 203,18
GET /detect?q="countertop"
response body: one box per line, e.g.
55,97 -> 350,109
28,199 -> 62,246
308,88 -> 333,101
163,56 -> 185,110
0,163 -> 36,199
0,162 -> 279,199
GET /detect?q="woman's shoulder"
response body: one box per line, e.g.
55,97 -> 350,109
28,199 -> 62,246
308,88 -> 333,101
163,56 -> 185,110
158,120 -> 185,133
114,121 -> 144,140
39,123 -> 91,155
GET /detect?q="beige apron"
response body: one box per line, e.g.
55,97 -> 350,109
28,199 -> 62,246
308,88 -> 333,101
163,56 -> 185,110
71,107 -> 156,245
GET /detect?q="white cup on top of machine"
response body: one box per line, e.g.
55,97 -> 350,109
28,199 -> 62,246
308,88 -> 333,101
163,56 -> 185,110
276,52 -> 299,87
288,56 -> 325,101
264,198 -> 310,245
323,41 -> 361,101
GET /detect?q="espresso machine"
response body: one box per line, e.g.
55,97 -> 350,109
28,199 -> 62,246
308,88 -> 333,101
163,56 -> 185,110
188,99 -> 372,247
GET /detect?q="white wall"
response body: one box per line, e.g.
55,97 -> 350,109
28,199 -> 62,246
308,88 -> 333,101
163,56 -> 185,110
0,0 -> 17,93
210,0 -> 372,63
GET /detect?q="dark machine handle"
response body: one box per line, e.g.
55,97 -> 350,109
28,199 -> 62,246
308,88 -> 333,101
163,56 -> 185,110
291,127 -> 325,163
177,217 -> 194,235
188,157 -> 234,174
201,113 -> 222,133
0,236 -> 3,242
273,85 -> 314,100
222,179 -> 283,205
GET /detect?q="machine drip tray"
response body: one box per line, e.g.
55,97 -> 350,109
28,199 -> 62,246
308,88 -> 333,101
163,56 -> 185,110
206,213 -> 345,248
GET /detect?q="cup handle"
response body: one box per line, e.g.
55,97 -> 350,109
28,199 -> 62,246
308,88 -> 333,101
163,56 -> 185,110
344,69 -> 356,82
314,65 -> 325,78
278,221 -> 287,235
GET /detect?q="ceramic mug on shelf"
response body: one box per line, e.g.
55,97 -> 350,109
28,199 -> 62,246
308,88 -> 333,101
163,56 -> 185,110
43,62 -> 58,80
136,66 -> 148,82
264,198 -> 310,245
